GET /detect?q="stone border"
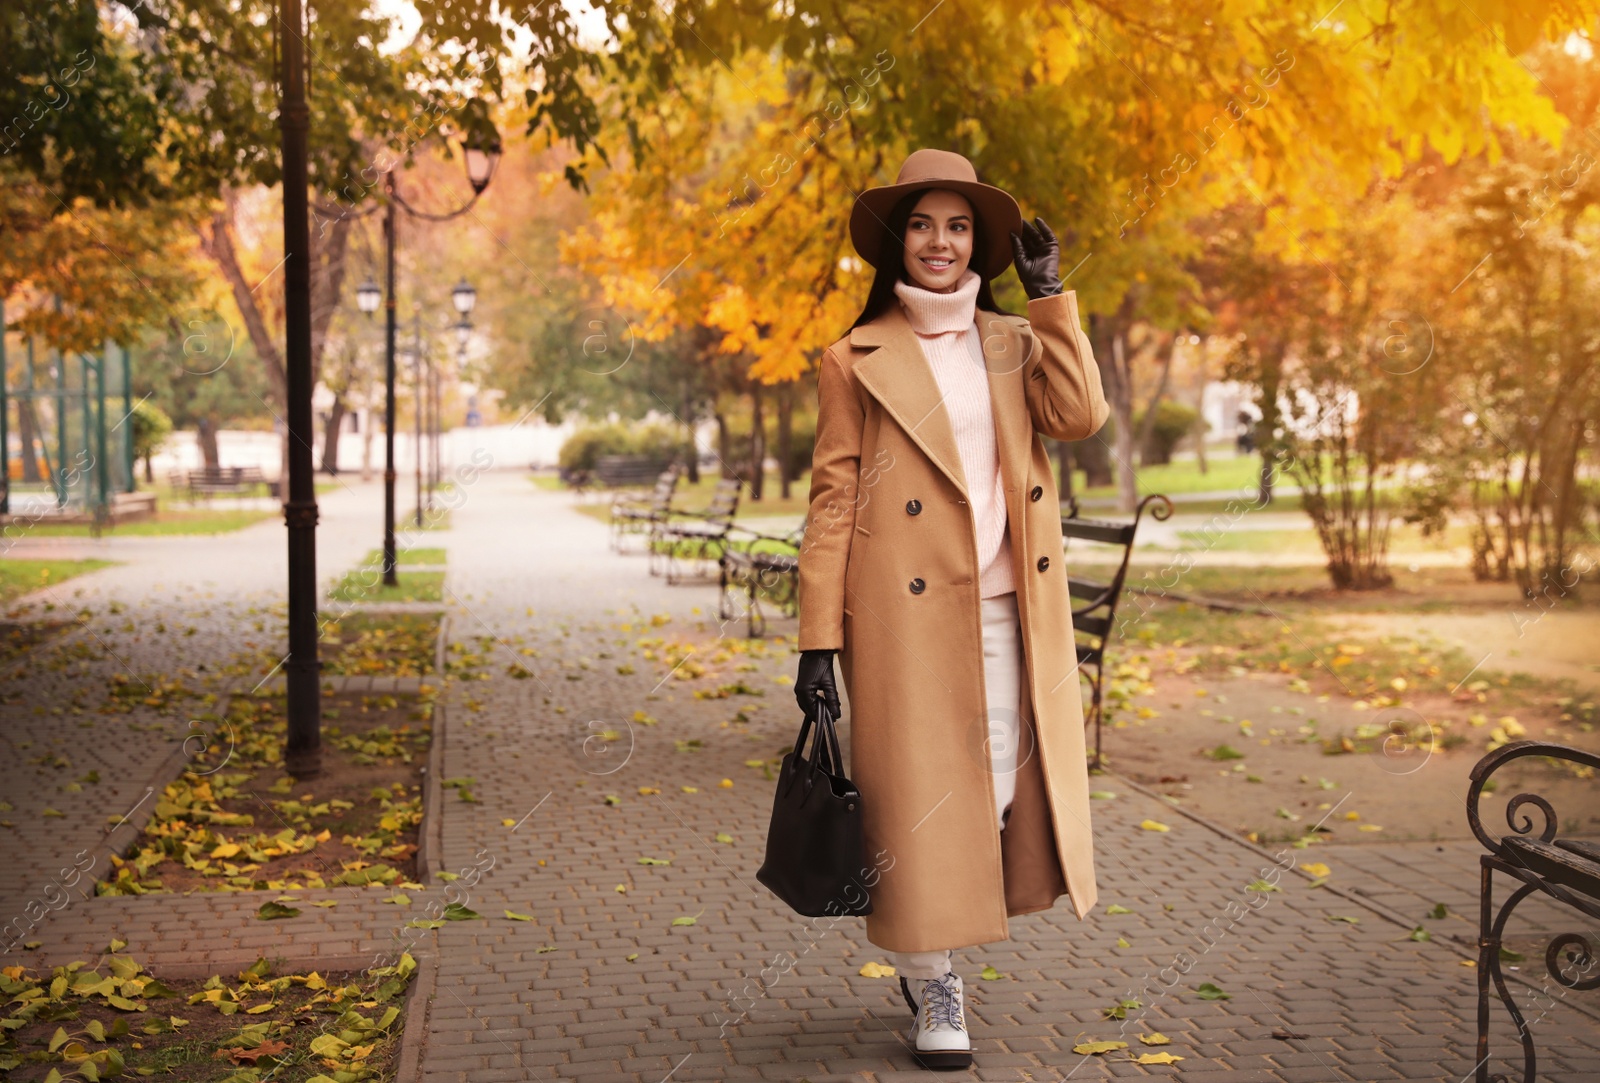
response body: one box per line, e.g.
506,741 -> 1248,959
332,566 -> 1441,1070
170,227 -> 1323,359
1104,767 -> 1600,1026
392,945 -> 439,1083
81,738 -> 196,888
416,616 -> 449,884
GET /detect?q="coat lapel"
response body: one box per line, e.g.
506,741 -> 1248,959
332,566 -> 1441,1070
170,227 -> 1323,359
850,304 -> 968,497
849,304 -> 1028,505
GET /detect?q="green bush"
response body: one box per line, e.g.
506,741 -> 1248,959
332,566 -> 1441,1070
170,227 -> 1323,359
1136,400 -> 1200,466
558,421 -> 690,472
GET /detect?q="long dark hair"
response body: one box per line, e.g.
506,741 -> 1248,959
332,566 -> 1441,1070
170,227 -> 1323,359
850,187 -> 1013,329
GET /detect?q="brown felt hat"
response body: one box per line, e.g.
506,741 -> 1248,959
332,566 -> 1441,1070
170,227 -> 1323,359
849,148 -> 1023,279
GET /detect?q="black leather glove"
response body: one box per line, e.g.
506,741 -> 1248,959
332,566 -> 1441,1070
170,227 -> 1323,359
794,649 -> 841,718
1011,216 -> 1064,300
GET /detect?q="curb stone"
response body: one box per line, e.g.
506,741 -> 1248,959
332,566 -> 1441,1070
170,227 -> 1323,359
415,615 -> 448,884
82,732 -> 195,888
393,945 -> 439,1083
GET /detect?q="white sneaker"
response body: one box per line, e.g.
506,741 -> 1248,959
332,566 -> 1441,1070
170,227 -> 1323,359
899,971 -> 972,1069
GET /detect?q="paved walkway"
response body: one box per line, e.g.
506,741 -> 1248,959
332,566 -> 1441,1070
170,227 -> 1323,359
2,471 -> 1597,1082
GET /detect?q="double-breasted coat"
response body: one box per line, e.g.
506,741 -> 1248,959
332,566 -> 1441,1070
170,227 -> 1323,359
797,288 -> 1111,953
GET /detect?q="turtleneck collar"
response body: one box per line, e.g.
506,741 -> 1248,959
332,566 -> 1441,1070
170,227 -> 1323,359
893,266 -> 980,335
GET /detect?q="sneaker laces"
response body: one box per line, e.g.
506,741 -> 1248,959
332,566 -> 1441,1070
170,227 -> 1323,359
921,973 -> 965,1031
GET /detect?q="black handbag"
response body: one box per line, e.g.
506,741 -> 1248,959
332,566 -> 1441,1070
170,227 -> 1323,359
755,700 -> 873,917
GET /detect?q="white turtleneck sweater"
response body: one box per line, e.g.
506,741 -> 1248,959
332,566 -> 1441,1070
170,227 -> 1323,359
892,267 -> 1015,599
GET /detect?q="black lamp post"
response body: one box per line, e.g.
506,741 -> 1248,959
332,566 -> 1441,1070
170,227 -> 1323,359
277,0 -> 321,779
367,137 -> 499,584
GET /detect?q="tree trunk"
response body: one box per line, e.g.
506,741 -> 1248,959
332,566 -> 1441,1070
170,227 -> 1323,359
199,195 -> 288,407
1256,344 -> 1285,506
1134,333 -> 1176,467
1055,439 -> 1074,504
1111,333 -> 1138,513
143,455 -> 154,484
714,411 -> 730,478
361,408 -> 374,482
321,395 -> 347,474
17,400 -> 42,482
197,417 -> 221,469
1074,432 -> 1112,488
749,380 -> 766,501
776,382 -> 793,501
681,381 -> 700,483
1192,336 -> 1209,476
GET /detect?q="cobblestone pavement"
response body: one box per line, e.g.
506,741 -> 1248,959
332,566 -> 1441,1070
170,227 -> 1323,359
2,470 -> 1597,1082
0,476 -> 417,927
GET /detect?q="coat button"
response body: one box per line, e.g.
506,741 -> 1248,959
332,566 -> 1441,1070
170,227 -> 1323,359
1036,556 -> 1050,572
1030,485 -> 1044,501
906,499 -> 921,515
909,577 -> 925,594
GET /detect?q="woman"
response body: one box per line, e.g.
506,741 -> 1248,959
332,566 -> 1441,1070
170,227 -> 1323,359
793,148 -> 1111,1070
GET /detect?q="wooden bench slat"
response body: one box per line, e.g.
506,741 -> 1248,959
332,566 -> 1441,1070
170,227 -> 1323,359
1061,517 -> 1137,546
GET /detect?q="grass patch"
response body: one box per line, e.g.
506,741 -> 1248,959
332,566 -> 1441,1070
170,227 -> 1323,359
400,506 -> 450,531
1173,522 -> 1475,555
321,612 -> 441,677
15,508 -> 275,537
328,570 -> 444,604
0,558 -> 115,603
1115,594 -> 1549,701
97,690 -> 431,897
359,547 -> 446,567
0,950 -> 415,1082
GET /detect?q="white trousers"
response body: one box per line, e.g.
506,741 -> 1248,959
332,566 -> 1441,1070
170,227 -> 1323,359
891,592 -> 1022,981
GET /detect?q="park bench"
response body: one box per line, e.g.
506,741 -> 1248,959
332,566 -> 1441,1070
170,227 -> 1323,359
557,465 -> 594,494
718,520 -> 806,638
168,466 -> 275,501
609,466 -> 681,553
1467,740 -> 1600,1083
594,455 -> 672,488
649,477 -> 741,584
1060,492 -> 1174,770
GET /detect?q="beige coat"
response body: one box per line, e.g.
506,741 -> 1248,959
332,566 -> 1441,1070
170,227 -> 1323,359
797,289 -> 1111,953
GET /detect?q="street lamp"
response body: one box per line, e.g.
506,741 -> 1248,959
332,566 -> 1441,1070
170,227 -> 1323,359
370,135 -> 498,585
356,279 -> 381,315
463,135 -> 501,195
451,278 -> 477,317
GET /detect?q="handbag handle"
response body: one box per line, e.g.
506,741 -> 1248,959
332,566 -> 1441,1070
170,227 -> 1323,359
787,697 -> 844,785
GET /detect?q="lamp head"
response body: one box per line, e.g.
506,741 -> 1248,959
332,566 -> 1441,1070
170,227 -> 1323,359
356,278 -> 381,315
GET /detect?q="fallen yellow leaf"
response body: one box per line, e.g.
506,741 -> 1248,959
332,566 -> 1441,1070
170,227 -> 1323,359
1139,819 -> 1170,832
718,779 -> 733,788
1300,862 -> 1332,878
858,961 -> 896,978
1071,1040 -> 1128,1055
1136,1051 -> 1184,1064
1139,1032 -> 1171,1045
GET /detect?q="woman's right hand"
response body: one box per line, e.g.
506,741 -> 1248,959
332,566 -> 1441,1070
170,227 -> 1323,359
794,649 -> 841,717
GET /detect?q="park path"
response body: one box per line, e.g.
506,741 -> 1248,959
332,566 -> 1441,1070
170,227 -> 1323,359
1,470 -> 1596,1081
416,473 -> 1600,1082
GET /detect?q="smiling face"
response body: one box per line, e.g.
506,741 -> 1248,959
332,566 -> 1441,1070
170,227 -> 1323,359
901,188 -> 975,293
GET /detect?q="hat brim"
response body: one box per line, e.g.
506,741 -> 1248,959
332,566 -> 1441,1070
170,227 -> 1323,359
849,180 -> 1023,279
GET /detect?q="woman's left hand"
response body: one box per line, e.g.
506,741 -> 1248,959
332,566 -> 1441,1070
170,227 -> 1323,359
1011,216 -> 1064,300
